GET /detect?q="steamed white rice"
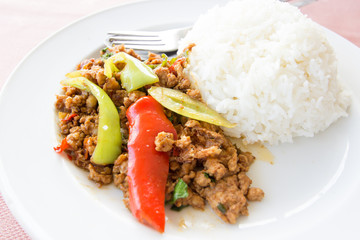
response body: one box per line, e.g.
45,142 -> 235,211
179,0 -> 351,144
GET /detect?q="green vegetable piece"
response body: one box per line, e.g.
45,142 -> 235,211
147,64 -> 159,70
101,47 -> 114,60
104,58 -> 119,78
148,86 -> 237,128
61,77 -> 122,165
102,52 -> 114,60
104,52 -> 159,92
217,203 -> 227,214
161,54 -> 168,67
101,47 -> 108,54
169,57 -> 177,65
171,179 -> 189,204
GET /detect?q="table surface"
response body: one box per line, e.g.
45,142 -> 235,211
0,0 -> 359,239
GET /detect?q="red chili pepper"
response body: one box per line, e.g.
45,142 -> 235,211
61,113 -> 78,122
126,96 -> 177,233
169,57 -> 185,75
53,138 -> 70,153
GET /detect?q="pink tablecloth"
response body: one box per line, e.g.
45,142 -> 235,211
0,0 -> 359,239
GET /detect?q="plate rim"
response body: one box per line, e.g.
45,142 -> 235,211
0,1 -> 359,239
0,0 -> 150,238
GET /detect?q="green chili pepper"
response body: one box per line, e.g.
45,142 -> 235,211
104,52 -> 159,92
148,86 -> 236,128
169,57 -> 178,65
161,54 -> 168,67
104,58 -> 119,78
61,77 -> 122,165
147,64 -> 159,69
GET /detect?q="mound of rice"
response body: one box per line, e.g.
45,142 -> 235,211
179,0 -> 351,144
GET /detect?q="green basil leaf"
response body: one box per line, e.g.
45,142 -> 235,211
217,203 -> 227,214
171,179 -> 189,204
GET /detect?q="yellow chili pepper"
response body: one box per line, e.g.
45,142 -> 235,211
61,77 -> 122,165
148,86 -> 236,128
104,52 -> 159,92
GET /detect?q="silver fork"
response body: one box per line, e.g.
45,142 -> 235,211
105,0 -> 317,53
105,26 -> 191,53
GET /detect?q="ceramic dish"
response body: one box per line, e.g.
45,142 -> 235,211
0,0 -> 360,239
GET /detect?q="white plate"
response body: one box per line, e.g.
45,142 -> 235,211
0,0 -> 360,239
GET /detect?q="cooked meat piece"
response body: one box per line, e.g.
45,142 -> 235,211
175,78 -> 191,91
169,158 -> 180,171
123,90 -> 146,108
165,180 -> 176,202
238,172 -> 252,194
108,44 -> 142,61
58,113 -> 81,135
186,89 -> 202,100
194,145 -> 221,158
184,120 -> 226,147
65,86 -> 82,96
204,176 -> 248,224
179,161 -> 196,177
175,135 -> 191,148
71,151 -> 90,170
226,147 -> 239,172
182,170 -> 196,184
113,153 -> 130,210
154,62 -> 191,92
55,95 -> 68,112
144,52 -> 163,65
204,158 -> 228,180
88,163 -> 113,186
79,115 -> 98,136
113,153 -> 129,193
80,66 -> 106,87
66,130 -> 83,151
86,95 -> 98,109
83,136 -> 97,156
177,143 -> 197,163
64,94 -> 87,112
184,119 -> 200,128
78,58 -> 95,70
155,132 -> 175,152
174,120 -> 229,163
194,171 -> 212,187
109,90 -> 127,107
238,152 -> 255,172
246,188 -> 265,201
155,67 -> 178,88
103,77 -> 121,92
95,69 -> 107,86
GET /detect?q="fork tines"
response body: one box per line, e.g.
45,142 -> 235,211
106,31 -> 165,49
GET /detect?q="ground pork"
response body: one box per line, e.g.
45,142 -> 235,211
88,163 -> 113,186
155,132 -> 175,152
54,45 -> 263,225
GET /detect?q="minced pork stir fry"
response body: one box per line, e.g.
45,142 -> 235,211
54,44 -> 264,232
